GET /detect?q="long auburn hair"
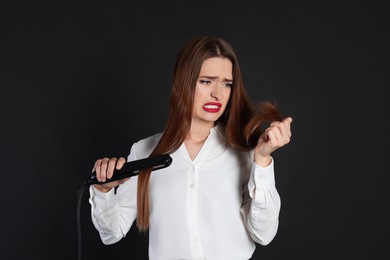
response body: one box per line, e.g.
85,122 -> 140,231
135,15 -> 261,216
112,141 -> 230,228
136,36 -> 282,232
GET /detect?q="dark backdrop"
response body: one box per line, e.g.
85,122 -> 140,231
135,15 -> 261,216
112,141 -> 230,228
1,1 -> 388,259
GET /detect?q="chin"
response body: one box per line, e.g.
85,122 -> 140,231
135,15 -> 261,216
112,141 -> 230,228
193,112 -> 223,124
203,115 -> 222,123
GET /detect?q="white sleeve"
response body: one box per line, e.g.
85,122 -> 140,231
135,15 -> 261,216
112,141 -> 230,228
88,144 -> 139,245
240,157 -> 281,246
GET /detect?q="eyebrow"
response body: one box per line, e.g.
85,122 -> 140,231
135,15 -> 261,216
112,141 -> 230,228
199,76 -> 233,82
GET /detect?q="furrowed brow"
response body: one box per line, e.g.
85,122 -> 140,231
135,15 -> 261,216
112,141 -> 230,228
199,76 -> 233,82
199,76 -> 218,79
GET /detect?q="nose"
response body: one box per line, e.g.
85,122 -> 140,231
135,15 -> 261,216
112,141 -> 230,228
211,83 -> 223,100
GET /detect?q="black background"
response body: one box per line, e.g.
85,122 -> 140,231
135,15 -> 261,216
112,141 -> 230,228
1,0 -> 388,259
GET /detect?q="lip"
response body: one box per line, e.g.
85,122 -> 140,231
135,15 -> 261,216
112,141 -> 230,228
202,102 -> 222,113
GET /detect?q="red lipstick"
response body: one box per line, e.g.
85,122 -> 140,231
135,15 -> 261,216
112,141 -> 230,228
202,102 -> 222,113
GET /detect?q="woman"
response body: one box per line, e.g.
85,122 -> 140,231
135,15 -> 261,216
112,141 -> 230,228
89,36 -> 292,260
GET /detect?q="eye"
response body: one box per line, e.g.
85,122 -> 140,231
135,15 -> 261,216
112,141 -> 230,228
222,82 -> 233,88
199,79 -> 212,85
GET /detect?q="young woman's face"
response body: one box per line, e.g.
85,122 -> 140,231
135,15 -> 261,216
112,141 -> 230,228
192,57 -> 232,126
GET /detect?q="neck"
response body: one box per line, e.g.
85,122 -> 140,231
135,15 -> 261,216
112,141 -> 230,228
186,119 -> 214,142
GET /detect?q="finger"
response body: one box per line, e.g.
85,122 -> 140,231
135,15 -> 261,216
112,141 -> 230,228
281,118 -> 292,142
270,117 -> 292,129
100,157 -> 110,182
94,159 -> 103,182
284,116 -> 293,124
265,127 -> 278,148
276,122 -> 291,144
106,157 -> 117,180
283,117 -> 292,133
270,120 -> 291,144
116,157 -> 126,170
267,125 -> 282,148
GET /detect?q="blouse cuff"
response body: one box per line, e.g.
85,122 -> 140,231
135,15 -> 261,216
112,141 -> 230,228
248,158 -> 275,199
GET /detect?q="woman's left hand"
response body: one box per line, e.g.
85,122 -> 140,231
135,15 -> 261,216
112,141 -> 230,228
254,117 -> 293,167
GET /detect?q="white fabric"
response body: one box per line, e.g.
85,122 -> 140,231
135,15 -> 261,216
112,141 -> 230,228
89,125 -> 281,260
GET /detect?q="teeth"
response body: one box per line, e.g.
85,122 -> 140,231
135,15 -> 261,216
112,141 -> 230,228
204,105 -> 219,108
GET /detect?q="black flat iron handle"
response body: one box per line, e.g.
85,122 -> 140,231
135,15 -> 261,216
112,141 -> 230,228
86,154 -> 172,185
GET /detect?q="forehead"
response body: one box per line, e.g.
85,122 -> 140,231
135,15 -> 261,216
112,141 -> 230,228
199,57 -> 233,78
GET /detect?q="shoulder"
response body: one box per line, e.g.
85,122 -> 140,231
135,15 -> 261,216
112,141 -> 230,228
130,133 -> 162,160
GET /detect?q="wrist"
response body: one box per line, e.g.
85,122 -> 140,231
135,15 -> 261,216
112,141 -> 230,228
254,154 -> 272,167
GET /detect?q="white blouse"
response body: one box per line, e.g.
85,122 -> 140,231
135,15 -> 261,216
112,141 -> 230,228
89,125 -> 281,260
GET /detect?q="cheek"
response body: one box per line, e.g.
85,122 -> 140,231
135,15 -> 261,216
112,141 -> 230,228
224,88 -> 232,101
193,88 -> 207,107
194,86 -> 210,100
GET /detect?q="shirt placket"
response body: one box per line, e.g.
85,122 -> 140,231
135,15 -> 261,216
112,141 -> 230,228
187,163 -> 204,260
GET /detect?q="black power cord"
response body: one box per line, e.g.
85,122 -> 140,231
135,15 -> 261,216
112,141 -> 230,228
76,182 -> 88,260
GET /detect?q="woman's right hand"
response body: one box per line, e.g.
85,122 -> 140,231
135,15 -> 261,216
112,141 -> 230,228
92,157 -> 128,193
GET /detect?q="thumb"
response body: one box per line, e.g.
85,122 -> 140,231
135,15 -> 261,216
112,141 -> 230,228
284,116 -> 293,124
